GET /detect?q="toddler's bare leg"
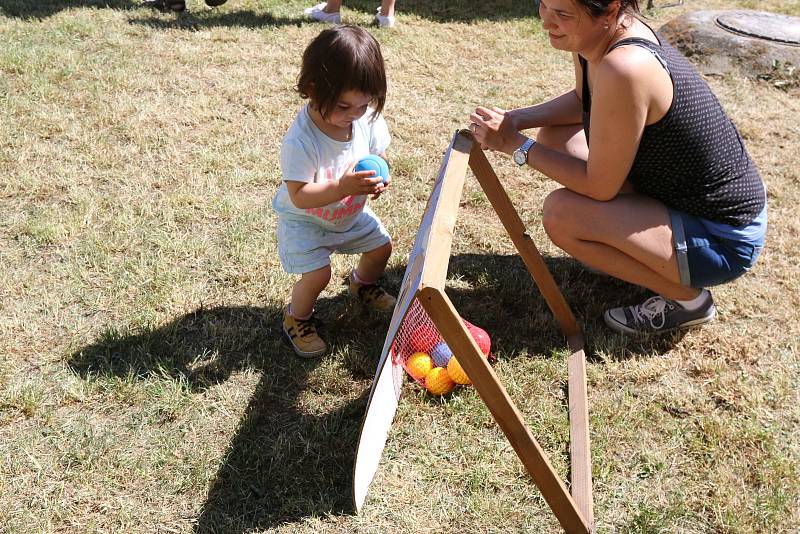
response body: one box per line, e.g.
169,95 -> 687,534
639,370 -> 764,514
354,241 -> 392,284
290,265 -> 332,318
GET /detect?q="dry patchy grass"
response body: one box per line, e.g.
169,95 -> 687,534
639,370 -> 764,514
1,0 -> 798,532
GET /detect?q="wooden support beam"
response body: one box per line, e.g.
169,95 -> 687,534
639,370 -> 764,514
464,131 -> 581,339
568,337 -> 594,530
418,287 -> 590,534
463,130 -> 594,530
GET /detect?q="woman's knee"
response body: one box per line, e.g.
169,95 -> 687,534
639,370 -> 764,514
542,188 -> 580,242
536,125 -> 588,160
535,125 -> 561,147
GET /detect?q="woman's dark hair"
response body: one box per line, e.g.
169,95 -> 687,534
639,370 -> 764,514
574,0 -> 639,19
296,25 -> 387,121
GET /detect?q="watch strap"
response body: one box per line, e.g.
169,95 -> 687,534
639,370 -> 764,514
513,137 -> 535,166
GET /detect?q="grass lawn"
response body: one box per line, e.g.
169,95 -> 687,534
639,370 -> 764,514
1,0 -> 798,532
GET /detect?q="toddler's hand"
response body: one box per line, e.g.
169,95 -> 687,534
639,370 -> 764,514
371,174 -> 391,200
339,163 -> 384,197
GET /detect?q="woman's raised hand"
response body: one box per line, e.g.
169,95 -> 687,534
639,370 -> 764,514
468,106 -> 524,154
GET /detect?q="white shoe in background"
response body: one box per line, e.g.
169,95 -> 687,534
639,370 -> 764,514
375,6 -> 395,27
304,2 -> 341,23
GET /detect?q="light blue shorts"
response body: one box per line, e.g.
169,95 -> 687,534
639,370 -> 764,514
276,208 -> 391,274
669,209 -> 765,288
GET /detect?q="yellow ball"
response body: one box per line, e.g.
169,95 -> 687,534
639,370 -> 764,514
447,356 -> 471,385
406,352 -> 433,381
425,367 -> 456,396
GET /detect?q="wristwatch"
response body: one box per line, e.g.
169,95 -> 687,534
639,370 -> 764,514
512,137 -> 535,166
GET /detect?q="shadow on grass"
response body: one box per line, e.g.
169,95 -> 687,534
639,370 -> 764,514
68,265 -> 407,530
445,252 -> 688,360
0,0 -> 539,27
340,0 -> 538,23
126,1 -> 540,29
67,252 -> 682,530
0,0 -> 138,18
0,0 -> 303,28
193,371 -> 370,531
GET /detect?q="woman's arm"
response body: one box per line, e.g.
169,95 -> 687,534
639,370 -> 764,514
507,89 -> 583,131
530,55 -> 647,200
469,55 -> 583,154
473,48 -> 660,201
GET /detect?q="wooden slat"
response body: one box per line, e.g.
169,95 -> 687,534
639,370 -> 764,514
567,336 -> 594,531
420,132 -> 472,290
418,287 -> 590,534
463,130 -> 594,530
464,130 -> 581,339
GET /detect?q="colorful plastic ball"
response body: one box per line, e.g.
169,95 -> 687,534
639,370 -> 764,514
447,356 -> 471,385
463,319 -> 491,356
409,323 -> 439,354
355,154 -> 389,185
406,352 -> 433,381
430,341 -> 453,367
425,367 -> 456,396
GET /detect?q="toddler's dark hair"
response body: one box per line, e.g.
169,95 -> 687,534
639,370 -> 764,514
296,25 -> 387,120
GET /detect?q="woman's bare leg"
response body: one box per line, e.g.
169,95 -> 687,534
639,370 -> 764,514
323,0 -> 342,13
378,0 -> 395,17
535,125 -> 700,300
542,189 -> 699,300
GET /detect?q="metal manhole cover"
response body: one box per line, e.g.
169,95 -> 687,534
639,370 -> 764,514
716,11 -> 800,45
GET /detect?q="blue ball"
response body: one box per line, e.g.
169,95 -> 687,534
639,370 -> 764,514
355,154 -> 389,185
430,341 -> 453,367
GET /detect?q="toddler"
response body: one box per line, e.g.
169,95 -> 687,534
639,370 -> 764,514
273,25 -> 396,357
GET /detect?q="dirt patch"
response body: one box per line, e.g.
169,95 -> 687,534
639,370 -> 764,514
660,10 -> 800,88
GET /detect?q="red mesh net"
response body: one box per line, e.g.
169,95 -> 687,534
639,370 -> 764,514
390,299 -> 492,390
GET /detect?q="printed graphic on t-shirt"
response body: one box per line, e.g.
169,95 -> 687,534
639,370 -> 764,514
273,105 -> 391,232
303,164 -> 365,225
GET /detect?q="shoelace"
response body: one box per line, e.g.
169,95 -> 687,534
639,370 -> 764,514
630,296 -> 672,330
294,317 -> 318,338
358,284 -> 385,302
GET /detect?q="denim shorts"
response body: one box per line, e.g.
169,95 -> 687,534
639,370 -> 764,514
277,207 -> 390,274
669,209 -> 765,288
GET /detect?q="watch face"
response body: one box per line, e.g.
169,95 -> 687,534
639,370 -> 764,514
513,150 -> 526,165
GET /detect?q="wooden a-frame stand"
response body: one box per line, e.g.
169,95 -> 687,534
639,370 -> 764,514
417,130 -> 594,533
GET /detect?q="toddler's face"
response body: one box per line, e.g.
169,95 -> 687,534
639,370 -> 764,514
323,90 -> 373,130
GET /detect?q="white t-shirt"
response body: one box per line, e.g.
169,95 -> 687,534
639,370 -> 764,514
272,104 -> 391,231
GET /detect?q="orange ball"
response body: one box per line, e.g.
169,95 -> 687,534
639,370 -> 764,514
425,367 -> 456,396
406,352 -> 433,381
447,356 -> 471,385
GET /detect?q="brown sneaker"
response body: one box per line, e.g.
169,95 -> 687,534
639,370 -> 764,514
282,307 -> 327,358
348,278 -> 397,312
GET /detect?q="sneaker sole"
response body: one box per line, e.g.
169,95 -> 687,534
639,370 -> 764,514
303,11 -> 341,23
282,324 -> 327,358
603,309 -> 716,335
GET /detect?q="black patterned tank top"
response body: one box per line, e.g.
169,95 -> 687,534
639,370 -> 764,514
580,37 -> 765,226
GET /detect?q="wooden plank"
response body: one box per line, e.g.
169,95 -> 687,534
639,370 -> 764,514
418,287 -> 590,534
464,130 -> 581,340
420,132 -> 472,290
567,336 -> 594,531
464,130 -> 594,530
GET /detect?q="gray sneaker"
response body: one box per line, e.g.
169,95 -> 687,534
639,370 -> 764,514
604,292 -> 716,334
